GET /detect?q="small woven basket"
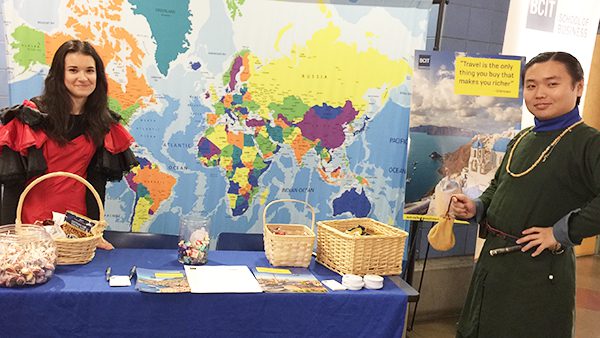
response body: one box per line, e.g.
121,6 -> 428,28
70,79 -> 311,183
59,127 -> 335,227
263,199 -> 315,267
316,218 -> 408,276
16,171 -> 107,265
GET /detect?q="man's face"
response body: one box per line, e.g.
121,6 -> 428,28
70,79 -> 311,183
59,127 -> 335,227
524,60 -> 583,120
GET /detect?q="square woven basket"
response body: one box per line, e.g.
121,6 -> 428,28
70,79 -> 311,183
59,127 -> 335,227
263,199 -> 315,268
316,218 -> 408,276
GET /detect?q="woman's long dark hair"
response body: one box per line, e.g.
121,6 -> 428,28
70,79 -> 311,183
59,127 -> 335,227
40,40 -> 112,146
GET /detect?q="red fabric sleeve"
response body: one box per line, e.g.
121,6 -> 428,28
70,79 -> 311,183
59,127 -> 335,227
0,118 -> 47,156
104,123 -> 135,154
22,99 -> 39,110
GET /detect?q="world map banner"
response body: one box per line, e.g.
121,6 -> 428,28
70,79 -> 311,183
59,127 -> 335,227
1,0 -> 430,237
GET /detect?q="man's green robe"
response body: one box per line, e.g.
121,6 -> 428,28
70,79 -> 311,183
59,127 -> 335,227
457,123 -> 600,338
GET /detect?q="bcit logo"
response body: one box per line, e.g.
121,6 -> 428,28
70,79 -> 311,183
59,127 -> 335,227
526,0 -> 558,32
418,55 -> 431,68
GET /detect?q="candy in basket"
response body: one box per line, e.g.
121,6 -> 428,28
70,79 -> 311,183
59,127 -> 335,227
16,171 -> 107,265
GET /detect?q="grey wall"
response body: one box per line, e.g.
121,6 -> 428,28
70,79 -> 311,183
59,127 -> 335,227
426,0 -> 511,54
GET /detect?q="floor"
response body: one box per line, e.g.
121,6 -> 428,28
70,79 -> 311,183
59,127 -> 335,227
408,255 -> 600,338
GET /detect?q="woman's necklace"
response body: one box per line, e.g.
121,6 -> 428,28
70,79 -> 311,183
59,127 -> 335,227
505,120 -> 584,178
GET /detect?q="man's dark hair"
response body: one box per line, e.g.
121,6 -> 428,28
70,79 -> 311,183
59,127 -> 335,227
523,52 -> 584,105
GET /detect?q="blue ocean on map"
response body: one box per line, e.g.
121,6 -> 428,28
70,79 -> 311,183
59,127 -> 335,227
9,73 -> 44,104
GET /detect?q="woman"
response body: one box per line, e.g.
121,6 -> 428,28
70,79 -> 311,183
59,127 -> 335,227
0,40 -> 138,245
451,52 -> 600,337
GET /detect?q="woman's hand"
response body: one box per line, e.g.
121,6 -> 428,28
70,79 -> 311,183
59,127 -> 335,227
516,227 -> 560,257
450,194 -> 476,220
97,237 -> 114,250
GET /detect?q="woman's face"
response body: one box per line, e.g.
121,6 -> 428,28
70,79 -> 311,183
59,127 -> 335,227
63,52 -> 97,104
524,60 -> 583,120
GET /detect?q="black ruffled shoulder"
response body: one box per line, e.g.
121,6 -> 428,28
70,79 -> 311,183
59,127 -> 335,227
0,147 -> 47,184
90,147 -> 138,182
89,111 -> 139,182
0,99 -> 49,183
0,98 -> 47,127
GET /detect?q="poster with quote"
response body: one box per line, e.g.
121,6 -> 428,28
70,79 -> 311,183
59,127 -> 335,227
405,51 -> 525,221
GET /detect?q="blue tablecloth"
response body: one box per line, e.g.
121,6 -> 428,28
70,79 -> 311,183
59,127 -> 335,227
0,249 -> 408,337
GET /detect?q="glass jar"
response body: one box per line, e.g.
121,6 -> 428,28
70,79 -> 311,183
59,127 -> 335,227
177,215 -> 210,265
0,224 -> 57,287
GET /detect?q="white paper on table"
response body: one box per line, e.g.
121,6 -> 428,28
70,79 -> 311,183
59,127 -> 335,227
109,275 -> 132,287
184,265 -> 263,293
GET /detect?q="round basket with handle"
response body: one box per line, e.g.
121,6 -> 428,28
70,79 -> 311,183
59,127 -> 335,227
263,199 -> 315,267
16,171 -> 107,265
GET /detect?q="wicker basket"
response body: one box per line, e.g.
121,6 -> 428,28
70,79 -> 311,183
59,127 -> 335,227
316,218 -> 408,276
16,171 -> 107,265
263,199 -> 315,267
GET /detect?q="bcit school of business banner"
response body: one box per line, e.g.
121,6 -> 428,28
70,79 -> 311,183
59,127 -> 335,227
503,0 -> 600,127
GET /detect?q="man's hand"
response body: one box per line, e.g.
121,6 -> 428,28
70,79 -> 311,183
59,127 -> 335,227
449,194 -> 476,220
516,227 -> 559,257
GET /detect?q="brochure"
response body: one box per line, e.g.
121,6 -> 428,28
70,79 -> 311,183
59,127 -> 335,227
251,267 -> 328,293
184,265 -> 263,293
135,268 -> 191,293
